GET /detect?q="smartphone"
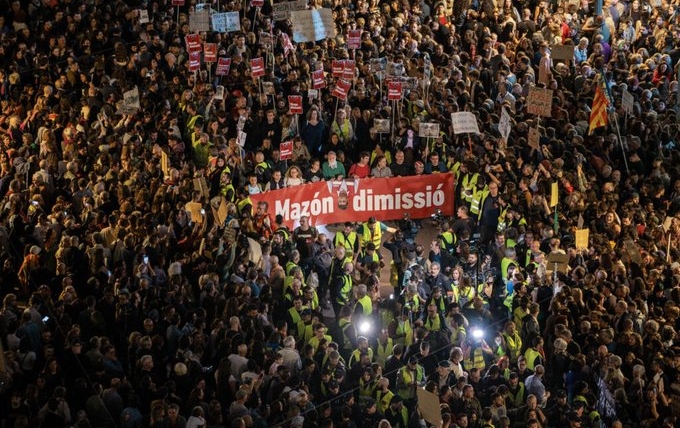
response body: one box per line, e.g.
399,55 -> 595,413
31,200 -> 39,206
143,256 -> 149,264
42,316 -> 50,323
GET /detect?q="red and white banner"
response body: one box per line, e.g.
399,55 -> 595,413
172,0 -> 185,6
388,81 -> 403,100
251,0 -> 264,6
216,57 -> 231,75
333,79 -> 351,100
288,95 -> 303,114
203,43 -> 217,63
251,57 -> 265,77
185,34 -> 202,53
347,29 -> 362,49
280,141 -> 293,160
331,60 -> 343,77
342,60 -> 355,80
312,69 -> 325,89
188,51 -> 201,71
250,173 -> 455,228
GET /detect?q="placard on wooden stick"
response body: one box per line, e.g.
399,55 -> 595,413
547,253 -> 570,273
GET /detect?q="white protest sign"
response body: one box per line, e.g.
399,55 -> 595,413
290,9 -> 337,42
499,107 -> 511,141
374,119 -> 390,134
622,89 -> 634,115
212,12 -> 240,32
139,10 -> 150,24
117,86 -> 141,115
238,131 -> 247,147
272,0 -> 307,21
419,122 -> 440,138
189,10 -> 211,32
451,112 -> 480,134
527,87 -> 553,117
215,85 -> 225,100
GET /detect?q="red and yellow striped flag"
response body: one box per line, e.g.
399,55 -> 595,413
588,76 -> 609,135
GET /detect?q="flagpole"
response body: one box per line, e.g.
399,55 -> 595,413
612,110 -> 630,175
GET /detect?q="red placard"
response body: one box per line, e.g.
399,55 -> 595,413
331,60 -> 343,78
347,29 -> 362,50
288,95 -> 303,114
387,81 -> 403,101
251,0 -> 264,6
172,0 -> 185,5
215,57 -> 231,75
342,60 -> 355,80
203,43 -> 217,63
185,34 -> 202,53
333,79 -> 351,100
251,57 -> 265,77
312,69 -> 325,89
188,51 -> 201,71
280,141 -> 294,160
250,173 -> 455,229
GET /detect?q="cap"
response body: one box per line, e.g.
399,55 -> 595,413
557,389 -> 567,398
572,400 -> 585,409
438,360 -> 451,368
30,245 -> 42,255
301,308 -> 312,315
390,395 -> 404,405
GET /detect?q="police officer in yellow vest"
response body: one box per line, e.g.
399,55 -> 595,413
438,221 -> 458,256
385,395 -> 409,428
356,243 -> 382,282
235,188 -> 253,218
397,356 -> 425,402
308,322 -> 333,353
446,149 -> 461,180
469,176 -> 490,221
392,308 -> 414,348
359,217 -> 396,252
353,284 -> 373,319
374,377 -> 394,414
337,306 -> 357,362
375,328 -> 394,368
348,336 -> 374,367
459,161 -> 480,208
334,222 -> 360,260
332,262 -> 354,316
287,296 -> 305,339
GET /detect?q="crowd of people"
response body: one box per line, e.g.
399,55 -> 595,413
2,0 -> 680,427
